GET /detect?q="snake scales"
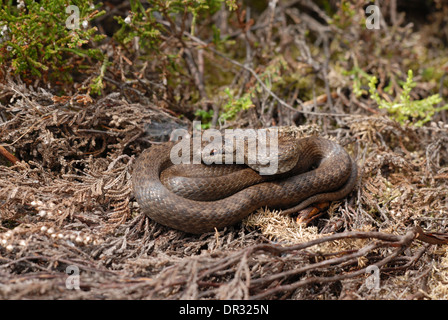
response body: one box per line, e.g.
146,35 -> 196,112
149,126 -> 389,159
132,129 -> 358,234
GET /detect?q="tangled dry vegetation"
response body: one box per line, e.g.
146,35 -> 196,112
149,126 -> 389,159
1,0 -> 448,300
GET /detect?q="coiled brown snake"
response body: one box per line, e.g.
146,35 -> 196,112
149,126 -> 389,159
132,130 -> 357,234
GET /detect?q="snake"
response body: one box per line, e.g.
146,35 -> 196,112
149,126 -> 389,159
132,128 -> 358,234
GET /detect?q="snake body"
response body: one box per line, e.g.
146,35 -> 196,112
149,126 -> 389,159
132,132 -> 357,234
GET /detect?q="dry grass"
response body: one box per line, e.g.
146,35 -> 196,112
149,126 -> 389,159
1,78 -> 447,299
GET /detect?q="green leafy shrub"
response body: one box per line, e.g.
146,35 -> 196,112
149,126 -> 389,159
194,108 -> 214,129
219,88 -> 254,123
0,0 -> 105,83
344,66 -> 373,97
114,0 -> 235,54
369,70 -> 448,127
195,88 -> 254,128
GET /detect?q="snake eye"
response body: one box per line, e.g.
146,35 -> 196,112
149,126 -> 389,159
210,149 -> 217,156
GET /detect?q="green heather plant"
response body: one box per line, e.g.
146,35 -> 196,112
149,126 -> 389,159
114,0 -> 236,55
114,0 -> 238,103
0,0 -> 105,85
219,88 -> 253,123
369,70 -> 448,127
194,89 -> 253,129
